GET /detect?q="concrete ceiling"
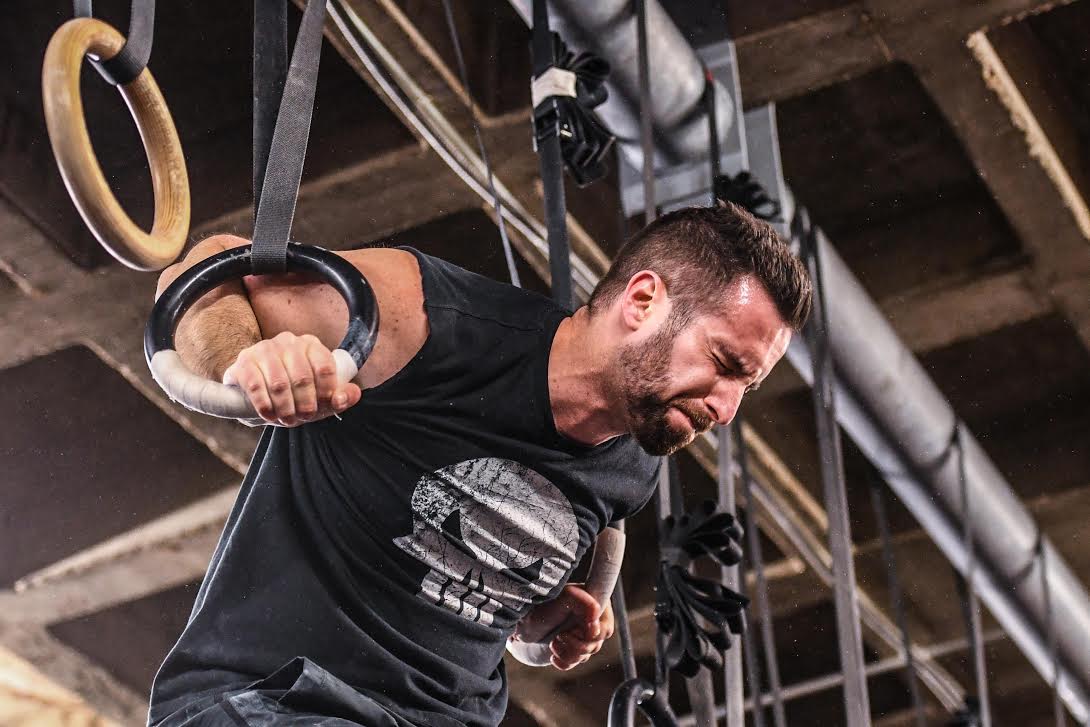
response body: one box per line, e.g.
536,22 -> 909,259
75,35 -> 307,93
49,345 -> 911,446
1,0 -> 1088,725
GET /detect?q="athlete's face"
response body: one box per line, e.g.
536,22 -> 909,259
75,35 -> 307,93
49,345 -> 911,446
618,276 -> 792,456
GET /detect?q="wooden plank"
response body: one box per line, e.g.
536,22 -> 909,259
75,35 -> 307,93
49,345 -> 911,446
0,623 -> 147,726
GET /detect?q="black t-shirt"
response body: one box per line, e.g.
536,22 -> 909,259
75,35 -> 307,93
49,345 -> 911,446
149,248 -> 660,727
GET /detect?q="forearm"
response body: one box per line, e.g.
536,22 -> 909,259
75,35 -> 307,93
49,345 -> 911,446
175,288 -> 260,382
155,235 -> 260,382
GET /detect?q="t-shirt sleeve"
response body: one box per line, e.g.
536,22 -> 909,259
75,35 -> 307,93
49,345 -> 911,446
610,456 -> 662,525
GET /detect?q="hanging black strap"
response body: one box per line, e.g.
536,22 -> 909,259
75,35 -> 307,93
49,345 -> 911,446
635,0 -> 656,227
250,0 -> 326,274
73,0 -> 155,86
531,0 -> 573,310
253,0 -> 288,212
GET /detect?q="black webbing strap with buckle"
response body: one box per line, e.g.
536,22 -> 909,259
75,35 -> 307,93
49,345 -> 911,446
530,0 -> 573,311
72,0 -> 155,86
250,0 -> 326,274
530,0 -> 615,310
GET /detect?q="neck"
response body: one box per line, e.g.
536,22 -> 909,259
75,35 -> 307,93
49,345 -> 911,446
548,307 -> 627,446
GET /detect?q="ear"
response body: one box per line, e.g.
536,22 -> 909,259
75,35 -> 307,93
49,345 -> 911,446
619,270 -> 662,331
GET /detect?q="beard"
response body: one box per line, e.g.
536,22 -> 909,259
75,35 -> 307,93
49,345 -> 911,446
617,324 -> 714,456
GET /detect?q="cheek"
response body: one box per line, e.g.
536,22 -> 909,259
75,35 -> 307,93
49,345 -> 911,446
664,351 -> 718,397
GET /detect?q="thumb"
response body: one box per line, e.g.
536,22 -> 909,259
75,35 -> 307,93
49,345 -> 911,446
564,586 -> 602,639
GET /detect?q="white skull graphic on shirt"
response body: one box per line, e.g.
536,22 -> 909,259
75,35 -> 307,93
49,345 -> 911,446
393,458 -> 579,626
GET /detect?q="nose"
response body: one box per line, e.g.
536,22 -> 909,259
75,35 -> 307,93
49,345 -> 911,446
705,380 -> 744,427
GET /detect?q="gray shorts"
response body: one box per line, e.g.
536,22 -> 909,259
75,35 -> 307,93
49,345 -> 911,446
155,657 -> 413,727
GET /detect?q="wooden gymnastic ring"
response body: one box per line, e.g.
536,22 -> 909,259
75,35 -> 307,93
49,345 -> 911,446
42,17 -> 189,271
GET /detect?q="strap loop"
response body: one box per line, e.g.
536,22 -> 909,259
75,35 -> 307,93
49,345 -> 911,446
531,66 -> 577,108
72,0 -> 155,86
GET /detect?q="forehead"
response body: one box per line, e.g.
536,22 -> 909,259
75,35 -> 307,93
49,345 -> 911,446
689,277 -> 789,351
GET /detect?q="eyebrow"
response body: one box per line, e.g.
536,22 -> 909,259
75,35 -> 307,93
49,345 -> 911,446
718,347 -> 759,379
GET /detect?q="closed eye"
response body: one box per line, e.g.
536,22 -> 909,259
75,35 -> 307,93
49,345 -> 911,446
716,350 -> 758,385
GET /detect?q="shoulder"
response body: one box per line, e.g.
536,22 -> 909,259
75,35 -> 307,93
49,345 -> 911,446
388,247 -> 562,333
338,248 -> 428,389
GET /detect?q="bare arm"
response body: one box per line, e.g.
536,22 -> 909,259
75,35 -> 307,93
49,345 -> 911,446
155,234 -> 259,383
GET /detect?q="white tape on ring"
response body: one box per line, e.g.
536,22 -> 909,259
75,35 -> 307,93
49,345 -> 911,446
531,67 -> 578,109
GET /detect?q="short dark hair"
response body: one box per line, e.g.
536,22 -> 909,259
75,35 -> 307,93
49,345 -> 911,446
588,201 -> 812,331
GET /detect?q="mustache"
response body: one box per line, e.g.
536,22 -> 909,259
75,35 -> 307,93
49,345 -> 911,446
672,400 -> 714,433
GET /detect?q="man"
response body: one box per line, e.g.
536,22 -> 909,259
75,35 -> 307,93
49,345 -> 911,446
148,202 -> 811,727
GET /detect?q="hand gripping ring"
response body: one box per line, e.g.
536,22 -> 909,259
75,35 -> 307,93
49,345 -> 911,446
42,17 -> 189,271
145,244 -> 380,420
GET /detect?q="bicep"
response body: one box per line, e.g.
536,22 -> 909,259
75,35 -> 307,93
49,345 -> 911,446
243,247 -> 428,389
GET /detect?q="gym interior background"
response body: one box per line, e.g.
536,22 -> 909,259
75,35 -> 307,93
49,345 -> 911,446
2,0 -> 1090,725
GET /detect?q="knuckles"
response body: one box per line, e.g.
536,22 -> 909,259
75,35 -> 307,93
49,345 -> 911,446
228,333 -> 345,425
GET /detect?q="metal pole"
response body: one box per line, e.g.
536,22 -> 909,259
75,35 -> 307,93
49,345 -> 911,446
735,421 -> 787,727
867,475 -> 926,727
801,215 -> 871,726
635,0 -> 656,227
717,425 -> 745,727
1042,540 -> 1069,727
654,462 -> 672,698
956,425 -> 992,727
611,519 -> 639,684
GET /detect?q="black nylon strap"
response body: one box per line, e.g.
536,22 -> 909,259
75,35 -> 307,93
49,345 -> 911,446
253,0 -> 288,212
250,0 -> 327,274
703,67 -> 721,204
73,0 -> 155,86
635,0 -> 656,227
531,0 -> 573,310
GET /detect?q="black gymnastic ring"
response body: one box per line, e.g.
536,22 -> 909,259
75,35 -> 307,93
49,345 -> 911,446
145,242 -> 378,369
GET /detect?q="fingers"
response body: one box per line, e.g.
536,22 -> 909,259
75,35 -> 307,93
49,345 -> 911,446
549,629 -> 605,671
283,341 -> 318,422
256,346 -> 296,425
600,601 -> 615,641
558,585 -> 602,640
223,332 -> 357,426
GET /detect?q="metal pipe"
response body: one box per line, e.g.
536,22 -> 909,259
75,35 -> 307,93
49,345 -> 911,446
784,225 -> 1090,723
507,0 -> 734,167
